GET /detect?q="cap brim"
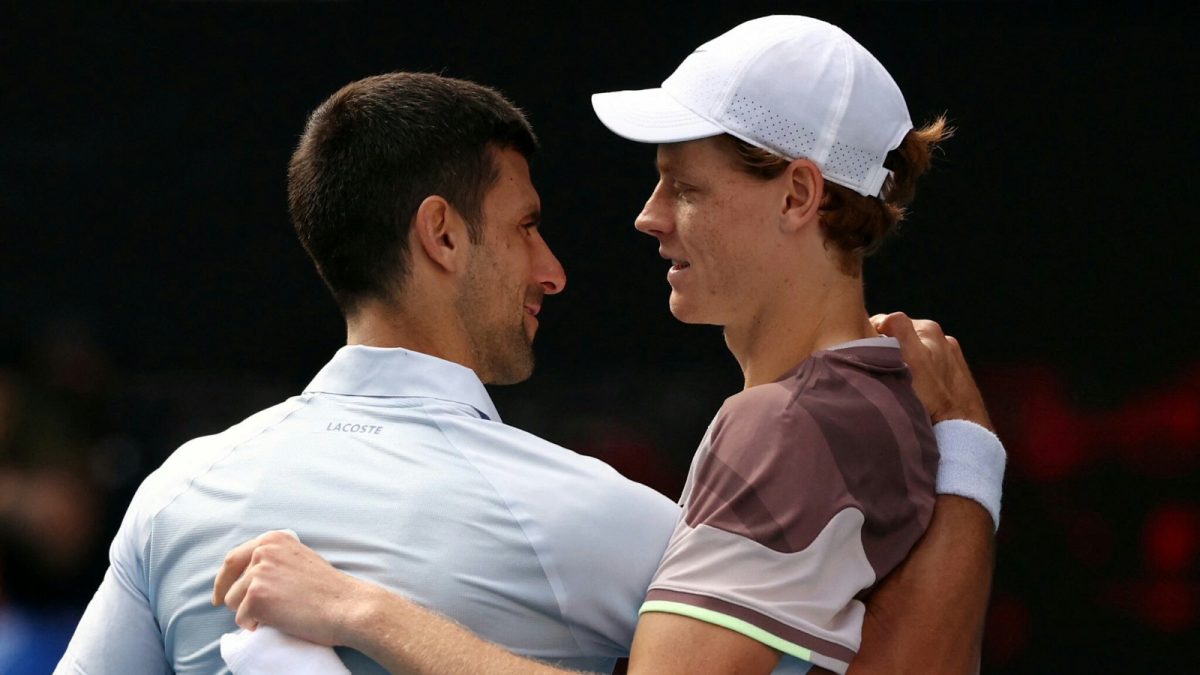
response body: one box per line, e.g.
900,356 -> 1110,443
591,88 -> 724,144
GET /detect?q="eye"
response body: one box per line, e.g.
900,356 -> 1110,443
672,181 -> 697,202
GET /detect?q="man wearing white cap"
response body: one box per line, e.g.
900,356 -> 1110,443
214,16 -> 1004,674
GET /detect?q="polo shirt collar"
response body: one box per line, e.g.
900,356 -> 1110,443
304,345 -> 502,422
826,336 -> 900,351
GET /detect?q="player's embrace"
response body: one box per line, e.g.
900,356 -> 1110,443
213,15 -> 1004,675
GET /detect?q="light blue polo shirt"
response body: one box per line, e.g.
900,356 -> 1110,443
57,346 -> 681,674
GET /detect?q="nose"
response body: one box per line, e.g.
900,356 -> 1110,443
634,179 -> 674,238
533,233 -> 566,296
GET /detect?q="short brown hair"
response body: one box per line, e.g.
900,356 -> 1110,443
724,116 -> 951,276
288,72 -> 538,314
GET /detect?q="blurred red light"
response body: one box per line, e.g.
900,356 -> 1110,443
1143,506 -> 1200,575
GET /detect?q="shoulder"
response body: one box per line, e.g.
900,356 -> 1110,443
687,350 -> 935,551
118,398 -> 307,553
434,414 -> 651,492
703,360 -> 836,479
145,398 -> 304,498
709,349 -> 931,469
711,350 -> 889,439
438,412 -> 678,526
795,347 -> 924,429
437,416 -> 679,627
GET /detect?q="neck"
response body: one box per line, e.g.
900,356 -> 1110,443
724,269 -> 874,389
345,291 -> 473,369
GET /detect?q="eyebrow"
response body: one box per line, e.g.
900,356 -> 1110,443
655,157 -> 694,181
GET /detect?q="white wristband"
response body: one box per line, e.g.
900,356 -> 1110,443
932,419 -> 1006,531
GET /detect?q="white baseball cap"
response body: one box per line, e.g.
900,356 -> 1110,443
591,16 -> 913,197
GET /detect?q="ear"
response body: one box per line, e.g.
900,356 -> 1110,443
411,195 -> 470,274
781,158 -> 824,233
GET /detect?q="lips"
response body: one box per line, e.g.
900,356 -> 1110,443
660,249 -> 690,270
524,304 -> 541,317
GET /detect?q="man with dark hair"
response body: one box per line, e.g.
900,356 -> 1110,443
289,72 -> 544,383
289,73 -> 537,316
55,72 -> 681,674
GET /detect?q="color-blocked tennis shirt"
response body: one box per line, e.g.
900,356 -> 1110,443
641,337 -> 938,674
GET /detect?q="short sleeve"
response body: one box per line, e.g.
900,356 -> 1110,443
55,497 -> 171,674
443,416 -> 682,659
641,382 -> 932,674
537,463 -> 681,656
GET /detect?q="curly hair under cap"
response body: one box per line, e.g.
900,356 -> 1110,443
725,116 -> 952,277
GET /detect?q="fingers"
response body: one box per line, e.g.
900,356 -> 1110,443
223,555 -> 255,611
872,312 -> 918,344
911,319 -> 946,342
234,592 -> 260,632
223,543 -> 275,629
878,314 -> 993,429
212,530 -> 299,606
872,312 -> 929,366
213,536 -> 264,606
947,334 -> 970,362
873,312 -> 957,363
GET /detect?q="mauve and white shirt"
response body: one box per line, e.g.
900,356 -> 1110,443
642,337 -> 939,674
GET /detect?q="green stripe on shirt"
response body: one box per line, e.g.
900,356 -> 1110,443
639,600 -> 814,662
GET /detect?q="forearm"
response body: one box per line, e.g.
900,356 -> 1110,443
217,531 -> 590,674
342,585 -> 583,675
848,495 -> 994,674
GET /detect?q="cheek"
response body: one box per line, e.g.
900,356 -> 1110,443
702,214 -> 768,294
684,206 -> 737,263
517,239 -> 540,284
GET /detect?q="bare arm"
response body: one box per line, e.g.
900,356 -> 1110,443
340,585 -> 576,675
214,532 -> 573,674
215,532 -> 780,675
352,591 -> 783,675
847,312 -> 999,674
850,495 -> 992,674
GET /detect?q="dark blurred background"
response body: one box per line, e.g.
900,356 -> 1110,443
1,2 -> 1196,673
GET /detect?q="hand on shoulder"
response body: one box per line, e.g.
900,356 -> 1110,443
871,312 -> 992,430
